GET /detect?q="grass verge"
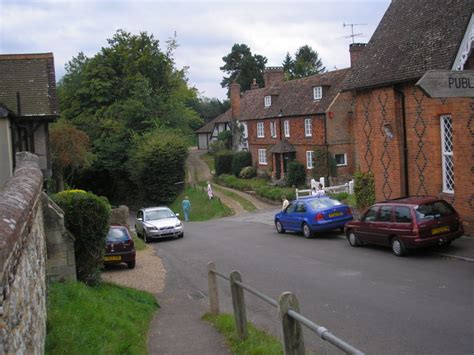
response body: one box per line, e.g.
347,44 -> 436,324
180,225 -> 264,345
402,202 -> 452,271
131,231 -> 147,251
46,281 -> 158,354
169,185 -> 232,221
212,184 -> 257,212
201,152 -> 215,174
202,313 -> 283,355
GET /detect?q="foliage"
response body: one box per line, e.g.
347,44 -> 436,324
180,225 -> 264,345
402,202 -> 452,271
190,96 -> 230,123
312,148 -> 337,179
215,151 -> 234,176
256,185 -> 296,201
231,151 -> 252,176
52,190 -> 111,285
329,191 -> 349,201
239,166 -> 257,179
287,161 -> 306,187
354,170 -> 376,208
217,174 -> 267,191
200,152 -> 215,173
128,129 -> 188,204
209,140 -> 228,156
46,281 -> 158,354
203,313 -> 283,355
220,43 -> 268,95
282,45 -> 326,79
217,130 -> 233,150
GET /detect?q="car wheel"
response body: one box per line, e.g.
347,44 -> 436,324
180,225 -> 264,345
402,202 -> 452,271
127,261 -> 136,269
391,238 -> 406,256
177,233 -> 184,239
348,231 -> 361,247
302,223 -> 312,239
275,220 -> 285,234
143,232 -> 149,244
439,240 -> 451,249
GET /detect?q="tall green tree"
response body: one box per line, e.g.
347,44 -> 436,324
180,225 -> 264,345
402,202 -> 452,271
220,44 -> 267,96
189,96 -> 230,123
282,45 -> 326,79
282,52 -> 294,79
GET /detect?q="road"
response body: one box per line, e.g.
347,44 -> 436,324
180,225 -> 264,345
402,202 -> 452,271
150,209 -> 474,354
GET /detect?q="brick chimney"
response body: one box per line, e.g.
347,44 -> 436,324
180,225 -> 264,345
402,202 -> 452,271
349,43 -> 367,67
263,67 -> 284,88
230,81 -> 241,119
250,78 -> 259,90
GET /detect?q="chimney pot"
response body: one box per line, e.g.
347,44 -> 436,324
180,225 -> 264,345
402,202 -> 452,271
250,78 -> 259,90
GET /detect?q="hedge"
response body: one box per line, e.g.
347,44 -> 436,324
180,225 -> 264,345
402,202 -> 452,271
354,170 -> 375,208
287,161 -> 306,187
215,151 -> 234,176
231,151 -> 252,176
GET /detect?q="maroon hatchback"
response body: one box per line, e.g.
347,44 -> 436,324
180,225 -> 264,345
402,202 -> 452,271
104,225 -> 136,268
344,197 -> 464,256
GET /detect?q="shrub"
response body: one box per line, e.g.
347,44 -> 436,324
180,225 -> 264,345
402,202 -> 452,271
52,190 -> 111,286
256,186 -> 296,201
256,169 -> 271,180
239,166 -> 257,179
287,161 -> 306,187
231,151 -> 252,176
209,140 -> 227,156
215,151 -> 234,176
217,130 -> 233,149
354,170 -> 375,208
329,191 -> 349,201
312,148 -> 337,179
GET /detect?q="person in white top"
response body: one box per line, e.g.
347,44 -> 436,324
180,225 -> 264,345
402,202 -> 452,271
316,183 -> 326,197
281,195 -> 289,211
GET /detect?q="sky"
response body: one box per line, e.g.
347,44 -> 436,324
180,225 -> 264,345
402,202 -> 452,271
1,0 -> 390,100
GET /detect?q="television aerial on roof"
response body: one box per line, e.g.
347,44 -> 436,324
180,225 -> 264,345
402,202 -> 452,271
343,23 -> 367,43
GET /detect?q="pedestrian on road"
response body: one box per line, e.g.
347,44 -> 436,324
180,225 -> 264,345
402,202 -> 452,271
207,181 -> 214,200
281,195 -> 289,211
182,196 -> 191,222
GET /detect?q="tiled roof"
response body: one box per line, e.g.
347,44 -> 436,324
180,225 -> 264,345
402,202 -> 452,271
194,110 -> 232,133
0,53 -> 59,118
270,140 -> 296,153
344,0 -> 474,91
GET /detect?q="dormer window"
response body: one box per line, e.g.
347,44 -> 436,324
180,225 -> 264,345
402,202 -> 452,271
264,95 -> 271,107
313,86 -> 322,100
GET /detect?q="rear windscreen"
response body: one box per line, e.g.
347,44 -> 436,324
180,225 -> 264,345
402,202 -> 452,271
415,201 -> 455,221
308,198 -> 342,209
107,228 -> 130,242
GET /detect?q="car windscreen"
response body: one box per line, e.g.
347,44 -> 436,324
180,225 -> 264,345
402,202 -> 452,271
308,198 -> 342,210
146,210 -> 175,220
415,201 -> 455,221
107,228 -> 130,242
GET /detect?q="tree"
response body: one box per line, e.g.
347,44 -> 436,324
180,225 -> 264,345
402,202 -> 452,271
189,96 -> 230,123
220,44 -> 267,95
282,52 -> 294,79
282,45 -> 326,79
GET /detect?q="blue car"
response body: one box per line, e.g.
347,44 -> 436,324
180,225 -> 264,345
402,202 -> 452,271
274,196 -> 353,238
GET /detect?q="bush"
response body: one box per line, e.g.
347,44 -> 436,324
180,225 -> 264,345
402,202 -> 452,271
239,166 -> 257,179
329,191 -> 349,201
256,186 -> 296,201
287,161 -> 306,187
231,151 -> 252,176
215,151 -> 234,176
312,148 -> 337,179
217,130 -> 233,149
209,140 -> 227,155
52,190 -> 111,285
354,170 -> 375,208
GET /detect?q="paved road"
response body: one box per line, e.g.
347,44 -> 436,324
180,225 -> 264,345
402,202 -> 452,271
150,209 -> 474,354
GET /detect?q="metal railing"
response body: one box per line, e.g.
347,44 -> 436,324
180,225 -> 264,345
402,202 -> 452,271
207,262 -> 364,355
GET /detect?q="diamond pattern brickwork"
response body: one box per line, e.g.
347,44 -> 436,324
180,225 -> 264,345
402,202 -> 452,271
377,91 -> 392,199
412,87 -> 428,195
362,95 -> 374,171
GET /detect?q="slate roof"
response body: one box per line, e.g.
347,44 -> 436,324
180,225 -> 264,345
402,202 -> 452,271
0,53 -> 59,118
344,0 -> 474,91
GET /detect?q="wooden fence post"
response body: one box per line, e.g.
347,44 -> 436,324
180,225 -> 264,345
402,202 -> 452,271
207,262 -> 220,315
278,292 -> 305,355
230,270 -> 248,340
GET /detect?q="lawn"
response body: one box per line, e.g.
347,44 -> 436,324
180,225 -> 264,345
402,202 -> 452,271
46,281 -> 158,354
169,185 -> 232,221
217,175 -> 295,201
211,184 -> 257,212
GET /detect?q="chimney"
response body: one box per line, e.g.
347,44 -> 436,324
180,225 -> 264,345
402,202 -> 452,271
250,78 -> 259,90
263,67 -> 284,88
230,81 -> 241,119
349,43 -> 367,67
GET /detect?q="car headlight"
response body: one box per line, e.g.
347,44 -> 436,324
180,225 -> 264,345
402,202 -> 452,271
175,221 -> 183,227
147,226 -> 158,231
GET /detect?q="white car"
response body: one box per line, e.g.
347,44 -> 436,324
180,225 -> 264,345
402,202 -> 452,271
135,207 -> 184,243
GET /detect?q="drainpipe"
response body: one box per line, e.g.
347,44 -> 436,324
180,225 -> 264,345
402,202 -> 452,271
395,87 -> 409,197
323,113 -> 329,183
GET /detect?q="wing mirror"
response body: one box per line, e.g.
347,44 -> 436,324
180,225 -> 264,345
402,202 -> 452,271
175,213 -> 180,217
137,217 -> 143,221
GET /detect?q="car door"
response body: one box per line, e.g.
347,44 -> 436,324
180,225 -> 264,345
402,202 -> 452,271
391,206 -> 414,242
280,203 -> 298,231
294,201 -> 308,232
357,206 -> 379,242
370,205 -> 394,246
135,210 -> 144,235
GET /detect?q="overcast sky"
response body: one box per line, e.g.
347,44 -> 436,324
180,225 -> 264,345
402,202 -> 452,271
1,0 -> 390,100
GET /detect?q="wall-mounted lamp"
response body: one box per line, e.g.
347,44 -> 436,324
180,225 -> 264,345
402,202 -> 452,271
383,123 -> 394,140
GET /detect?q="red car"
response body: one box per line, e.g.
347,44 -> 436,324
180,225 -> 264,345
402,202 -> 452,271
344,197 -> 464,256
104,225 -> 136,268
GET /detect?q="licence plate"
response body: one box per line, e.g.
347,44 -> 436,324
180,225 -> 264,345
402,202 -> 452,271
328,211 -> 343,218
104,256 -> 121,261
432,226 -> 450,235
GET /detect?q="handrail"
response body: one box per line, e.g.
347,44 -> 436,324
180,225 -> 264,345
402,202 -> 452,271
234,279 -> 278,308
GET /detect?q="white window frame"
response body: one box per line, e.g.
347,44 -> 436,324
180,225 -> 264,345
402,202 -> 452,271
257,122 -> 265,138
306,151 -> 314,169
270,121 -> 277,138
335,153 -> 347,167
313,86 -> 322,100
304,118 -> 312,137
258,149 -> 267,165
440,115 -> 454,193
264,95 -> 271,107
284,120 -> 290,138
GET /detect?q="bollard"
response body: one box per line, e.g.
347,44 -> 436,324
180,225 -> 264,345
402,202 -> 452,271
230,270 -> 248,340
207,262 -> 220,315
278,292 -> 305,355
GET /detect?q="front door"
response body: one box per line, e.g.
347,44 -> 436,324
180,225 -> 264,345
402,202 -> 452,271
275,153 -> 281,179
283,152 -> 295,175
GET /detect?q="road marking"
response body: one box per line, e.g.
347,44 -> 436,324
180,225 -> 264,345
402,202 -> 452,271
434,253 -> 474,263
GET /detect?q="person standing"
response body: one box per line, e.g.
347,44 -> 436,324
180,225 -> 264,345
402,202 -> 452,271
182,196 -> 191,222
281,195 -> 289,211
316,183 -> 326,197
207,181 -> 214,200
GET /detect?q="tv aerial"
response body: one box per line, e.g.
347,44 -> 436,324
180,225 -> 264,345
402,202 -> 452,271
343,23 -> 367,43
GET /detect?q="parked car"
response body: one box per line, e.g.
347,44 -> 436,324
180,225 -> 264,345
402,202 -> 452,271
104,224 -> 136,269
274,196 -> 353,238
344,197 -> 464,256
135,207 -> 184,243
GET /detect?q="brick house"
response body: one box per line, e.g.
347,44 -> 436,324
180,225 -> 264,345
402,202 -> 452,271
343,0 -> 474,234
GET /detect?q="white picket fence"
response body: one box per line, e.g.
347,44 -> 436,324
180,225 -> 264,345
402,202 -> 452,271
295,178 -> 354,199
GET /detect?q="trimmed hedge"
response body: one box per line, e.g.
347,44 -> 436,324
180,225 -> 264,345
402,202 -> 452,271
231,151 -> 252,176
256,186 -> 296,201
287,161 -> 306,187
354,170 -> 375,208
52,190 -> 111,286
239,166 -> 257,179
215,151 -> 234,176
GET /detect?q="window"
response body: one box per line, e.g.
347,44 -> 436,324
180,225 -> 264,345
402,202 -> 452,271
394,206 -> 412,223
257,122 -> 265,138
415,201 -> 455,221
270,121 -> 277,138
296,202 -> 306,213
284,120 -> 290,137
363,206 -> 379,222
304,118 -> 312,137
264,95 -> 271,107
440,115 -> 454,193
258,149 -> 267,165
313,86 -> 322,100
376,206 -> 392,222
306,151 -> 314,169
335,153 -> 347,166
286,203 -> 297,213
